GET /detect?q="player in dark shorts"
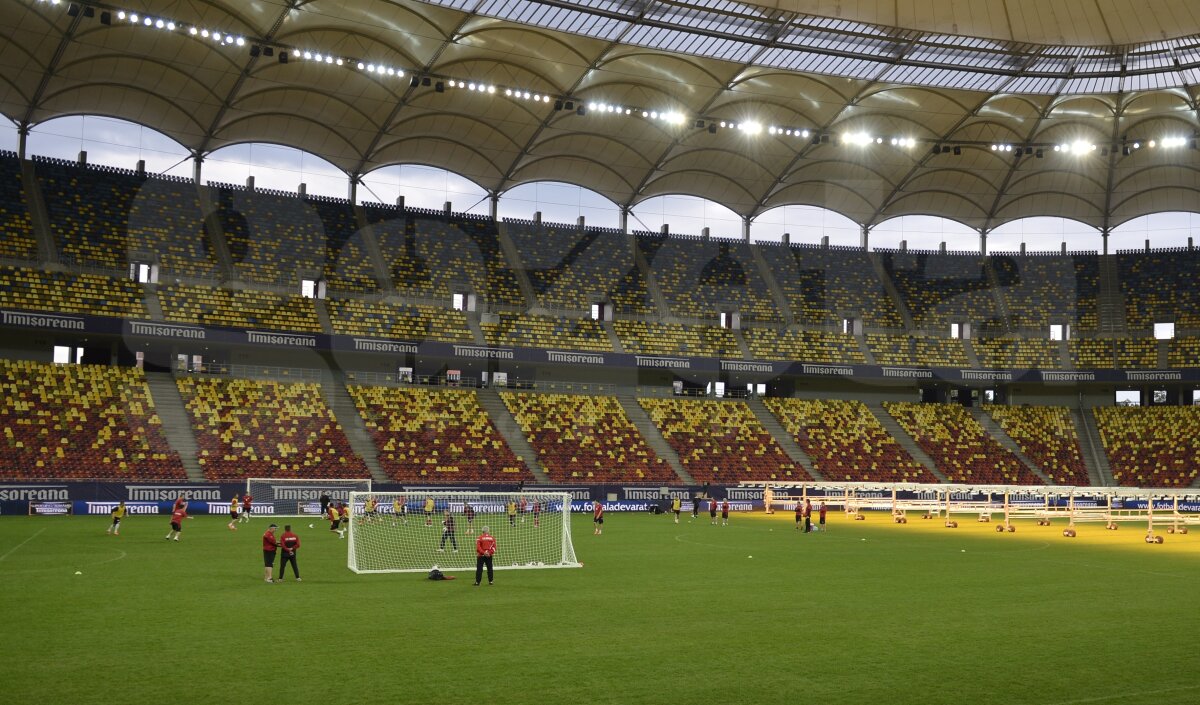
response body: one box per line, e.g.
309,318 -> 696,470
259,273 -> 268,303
464,503 -> 476,534
818,501 -> 827,531
166,504 -> 187,541
721,500 -> 730,526
795,500 -> 804,530
709,499 -> 718,525
691,495 -> 701,522
262,524 -> 279,583
592,500 -> 604,535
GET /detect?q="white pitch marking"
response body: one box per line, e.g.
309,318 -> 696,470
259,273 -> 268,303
0,527 -> 46,562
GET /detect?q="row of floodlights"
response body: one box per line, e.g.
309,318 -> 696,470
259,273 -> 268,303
33,1 -> 1200,156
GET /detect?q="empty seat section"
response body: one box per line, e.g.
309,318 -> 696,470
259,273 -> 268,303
0,360 -> 185,480
350,386 -> 530,483
974,338 -> 1061,369
761,243 -> 902,327
328,298 -> 471,341
502,392 -> 673,484
991,254 -> 1098,331
912,336 -> 968,366
506,221 -> 645,310
883,402 -> 1040,484
638,233 -> 780,321
763,398 -> 935,482
1118,250 -> 1200,330
0,266 -> 148,318
483,313 -> 611,352
639,398 -> 807,483
1069,339 -> 1115,368
0,153 -> 38,261
159,284 -> 320,332
177,377 -> 367,480
613,320 -> 740,357
1168,337 -> 1200,367
983,405 -> 1090,485
210,185 -> 326,284
884,252 -> 1003,331
365,205 -> 524,305
36,158 -> 215,275
744,328 -> 865,363
1094,406 -> 1200,487
309,198 -> 378,292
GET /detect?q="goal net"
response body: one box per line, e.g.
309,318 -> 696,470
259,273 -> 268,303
347,491 -> 581,574
245,478 -> 372,518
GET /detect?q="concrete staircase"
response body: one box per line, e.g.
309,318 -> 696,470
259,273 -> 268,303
195,186 -> 236,279
615,393 -> 692,484
314,298 -> 334,334
745,397 -> 820,480
1072,407 -> 1113,486
733,328 -> 753,359
143,287 -> 166,321
865,402 -> 948,482
630,234 -> 673,318
21,159 -> 57,263
962,338 -> 983,368
1097,256 -> 1127,334
601,320 -> 624,352
968,407 -> 1050,483
319,374 -> 390,484
494,221 -> 539,309
871,253 -> 916,330
145,372 -> 204,482
475,388 -> 550,483
749,243 -> 795,324
351,205 -> 396,293
465,312 -> 488,344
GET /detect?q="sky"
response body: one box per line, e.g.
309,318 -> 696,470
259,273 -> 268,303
4,114 -> 1198,253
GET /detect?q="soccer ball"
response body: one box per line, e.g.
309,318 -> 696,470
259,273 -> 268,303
308,524 -> 314,529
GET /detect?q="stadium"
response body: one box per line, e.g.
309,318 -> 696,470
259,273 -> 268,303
1,0 -> 1199,703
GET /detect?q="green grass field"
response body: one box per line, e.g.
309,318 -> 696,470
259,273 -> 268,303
1,511 -> 1197,705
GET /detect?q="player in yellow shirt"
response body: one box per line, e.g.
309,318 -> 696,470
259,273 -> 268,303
339,502 -> 351,534
364,496 -> 378,524
392,497 -> 407,527
227,495 -> 240,531
424,496 -> 435,527
672,497 -> 682,524
507,500 -> 517,527
106,502 -> 127,535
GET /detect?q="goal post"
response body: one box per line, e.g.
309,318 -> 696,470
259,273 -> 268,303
245,478 -> 372,518
347,491 -> 581,574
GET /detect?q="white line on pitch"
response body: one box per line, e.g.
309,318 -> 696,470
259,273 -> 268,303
0,527 -> 46,563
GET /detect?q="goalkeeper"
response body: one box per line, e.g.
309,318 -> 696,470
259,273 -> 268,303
438,509 -> 458,553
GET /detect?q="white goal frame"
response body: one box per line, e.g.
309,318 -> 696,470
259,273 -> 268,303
244,477 -> 372,518
347,491 -> 581,574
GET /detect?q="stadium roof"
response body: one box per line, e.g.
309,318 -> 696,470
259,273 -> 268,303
5,0 -> 1200,231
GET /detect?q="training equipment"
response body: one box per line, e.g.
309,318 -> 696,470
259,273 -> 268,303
245,478 -> 371,517
347,491 -> 581,574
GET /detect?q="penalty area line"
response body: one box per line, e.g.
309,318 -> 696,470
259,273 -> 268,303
0,527 -> 47,563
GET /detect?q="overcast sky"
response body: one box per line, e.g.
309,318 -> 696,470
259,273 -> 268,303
5,114 -> 1195,253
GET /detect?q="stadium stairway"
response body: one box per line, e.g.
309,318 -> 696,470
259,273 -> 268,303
865,402 -> 948,482
750,244 -> 795,325
745,397 -> 821,480
1073,407 -> 1114,486
313,298 -> 333,334
494,221 -> 539,308
962,338 -> 983,368
142,287 -> 166,321
475,388 -> 550,483
601,320 -> 625,353
21,159 -> 57,263
871,254 -> 916,330
464,312 -> 487,344
733,328 -> 753,359
196,186 -> 236,279
319,375 -> 389,484
351,207 -> 395,293
615,394 -> 692,484
145,372 -> 205,481
968,407 -> 1051,483
1097,256 -> 1127,334
630,234 -> 672,317
984,260 -> 1013,332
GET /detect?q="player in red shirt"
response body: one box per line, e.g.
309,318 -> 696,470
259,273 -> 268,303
532,501 -> 541,528
818,501 -> 827,532
262,523 -> 279,583
240,493 -> 253,524
173,495 -> 187,513
464,502 -> 476,535
519,496 -> 528,523
474,526 -> 497,586
803,498 -> 813,533
166,504 -> 187,541
593,500 -> 604,535
721,500 -> 730,526
710,498 -> 718,525
278,525 -> 301,582
795,499 -> 804,530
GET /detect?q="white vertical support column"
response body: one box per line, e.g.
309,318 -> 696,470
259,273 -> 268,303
619,207 -> 629,234
980,228 -> 988,255
1102,228 -> 1110,255
192,153 -> 203,184
489,192 -> 499,221
17,123 -> 29,160
860,224 -> 870,250
741,216 -> 751,242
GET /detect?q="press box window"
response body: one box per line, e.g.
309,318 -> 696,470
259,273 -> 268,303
301,279 -> 326,299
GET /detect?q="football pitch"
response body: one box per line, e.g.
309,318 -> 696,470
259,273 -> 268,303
1,511 -> 1197,705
